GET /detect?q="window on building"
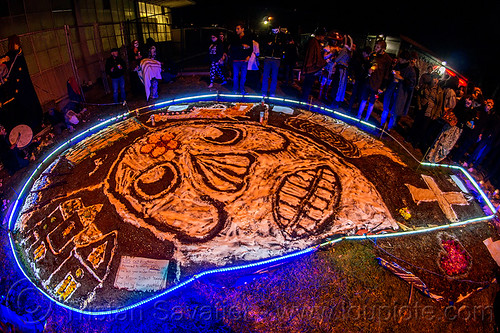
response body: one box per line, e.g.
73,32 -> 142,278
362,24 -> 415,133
0,0 -> 10,17
103,0 -> 111,10
137,1 -> 171,42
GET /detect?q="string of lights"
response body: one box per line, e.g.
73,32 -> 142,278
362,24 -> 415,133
5,93 -> 496,315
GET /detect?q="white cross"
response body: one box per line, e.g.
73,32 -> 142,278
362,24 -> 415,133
406,175 -> 469,222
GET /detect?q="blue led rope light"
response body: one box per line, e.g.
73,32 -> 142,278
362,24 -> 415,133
5,93 -> 497,316
421,162 -> 497,213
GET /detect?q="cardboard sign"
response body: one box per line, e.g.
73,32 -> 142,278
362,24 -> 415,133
114,256 -> 169,292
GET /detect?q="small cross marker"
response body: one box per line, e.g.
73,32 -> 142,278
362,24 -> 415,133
406,175 -> 468,222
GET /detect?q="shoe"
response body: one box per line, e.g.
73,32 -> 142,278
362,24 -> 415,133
208,83 -> 214,88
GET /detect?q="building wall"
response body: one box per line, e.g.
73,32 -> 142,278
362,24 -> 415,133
0,0 -> 173,106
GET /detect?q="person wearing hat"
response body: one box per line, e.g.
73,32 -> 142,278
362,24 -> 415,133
300,27 -> 327,102
105,48 -> 127,104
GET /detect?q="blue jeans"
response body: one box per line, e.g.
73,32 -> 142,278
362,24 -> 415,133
383,82 -> 397,116
232,61 -> 248,93
261,58 -> 280,96
112,76 -> 126,103
470,136 -> 494,165
300,72 -> 318,102
360,84 -> 378,104
380,108 -> 397,130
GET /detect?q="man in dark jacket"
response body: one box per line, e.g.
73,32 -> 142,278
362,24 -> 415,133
105,48 -> 126,104
229,24 -> 252,94
0,35 -> 43,132
300,28 -> 327,102
260,28 -> 285,97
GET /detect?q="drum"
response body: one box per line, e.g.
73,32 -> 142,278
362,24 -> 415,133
9,124 -> 33,149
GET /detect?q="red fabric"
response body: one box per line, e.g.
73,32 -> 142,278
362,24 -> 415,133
68,76 -> 81,95
301,37 -> 327,75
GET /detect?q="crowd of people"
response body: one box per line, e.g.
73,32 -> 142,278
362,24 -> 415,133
206,24 -> 299,97
0,24 -> 499,332
205,24 -> 500,188
1,25 -> 500,190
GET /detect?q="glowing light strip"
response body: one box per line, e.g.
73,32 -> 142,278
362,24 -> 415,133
7,235 -> 315,316
5,93 -> 496,316
420,162 -> 497,213
319,214 -> 494,248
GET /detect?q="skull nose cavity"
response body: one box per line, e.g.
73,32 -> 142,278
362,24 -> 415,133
133,162 -> 180,200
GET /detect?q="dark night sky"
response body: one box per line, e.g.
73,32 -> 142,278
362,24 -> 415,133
173,0 -> 500,96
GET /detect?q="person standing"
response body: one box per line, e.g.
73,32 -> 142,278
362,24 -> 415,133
229,24 -> 252,94
318,41 -> 338,101
300,28 -> 327,102
218,31 -> 230,80
0,35 -> 43,132
261,27 -> 285,97
105,48 -> 127,104
347,46 -> 371,112
410,72 -> 443,151
208,34 -> 226,88
425,77 -> 461,163
282,35 -> 299,87
128,40 -> 144,97
357,39 -> 393,121
449,95 -> 475,162
468,99 -> 497,166
246,36 -> 260,91
329,35 -> 353,108
146,44 -> 161,99
380,50 -> 416,131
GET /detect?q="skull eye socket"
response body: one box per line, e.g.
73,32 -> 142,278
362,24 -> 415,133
203,127 -> 243,145
133,162 -> 180,200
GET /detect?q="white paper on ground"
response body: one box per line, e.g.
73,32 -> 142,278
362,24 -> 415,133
114,256 -> 170,291
272,106 -> 294,114
483,237 -> 500,267
167,104 -> 188,112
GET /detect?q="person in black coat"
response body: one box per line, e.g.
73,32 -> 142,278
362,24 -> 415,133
105,48 -> 127,104
0,35 -> 43,132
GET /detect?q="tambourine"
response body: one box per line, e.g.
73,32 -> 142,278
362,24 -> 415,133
9,124 -> 33,149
